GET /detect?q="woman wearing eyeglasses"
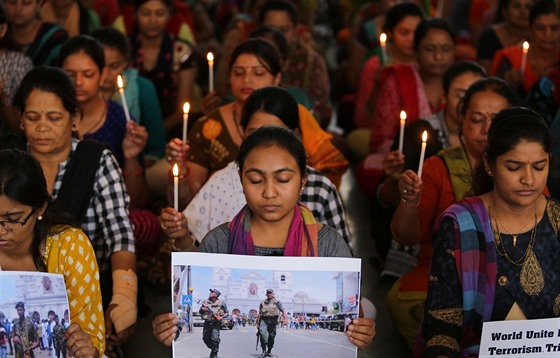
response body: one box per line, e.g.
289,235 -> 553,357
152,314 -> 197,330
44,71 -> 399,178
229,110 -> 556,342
0,148 -> 104,357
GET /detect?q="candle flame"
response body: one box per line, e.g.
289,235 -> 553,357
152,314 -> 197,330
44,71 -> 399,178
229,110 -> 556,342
422,130 -> 428,142
207,52 -> 214,62
172,163 -> 179,177
379,33 -> 387,45
400,110 -> 407,122
183,102 -> 190,114
117,75 -> 124,89
523,41 -> 529,52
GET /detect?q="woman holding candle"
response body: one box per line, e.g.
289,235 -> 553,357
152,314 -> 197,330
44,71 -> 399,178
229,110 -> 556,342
0,149 -> 105,357
420,107 -> 559,357
373,62 -> 486,266
387,78 -> 519,348
167,38 -> 348,208
129,0 -> 198,133
152,126 -> 375,351
476,0 -> 532,73
491,0 -> 560,94
353,2 -> 425,130
354,18 -> 455,196
13,66 -> 138,356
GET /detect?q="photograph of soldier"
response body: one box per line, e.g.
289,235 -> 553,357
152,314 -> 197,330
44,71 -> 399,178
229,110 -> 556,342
11,302 -> 39,358
199,289 -> 228,358
257,289 -> 288,357
52,315 -> 66,358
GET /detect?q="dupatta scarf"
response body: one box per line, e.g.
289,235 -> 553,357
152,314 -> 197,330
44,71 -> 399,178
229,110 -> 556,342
228,204 -> 319,256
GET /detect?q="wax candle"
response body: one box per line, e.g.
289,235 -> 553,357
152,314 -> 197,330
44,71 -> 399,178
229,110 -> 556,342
417,131 -> 428,179
379,33 -> 387,65
398,110 -> 406,153
207,52 -> 214,92
521,41 -> 529,75
173,163 -> 179,211
182,102 -> 190,144
117,75 -> 132,122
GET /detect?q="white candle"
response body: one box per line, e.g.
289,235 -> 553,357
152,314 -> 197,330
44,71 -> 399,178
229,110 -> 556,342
521,41 -> 529,75
379,33 -> 387,65
417,131 -> 428,179
182,102 -> 190,144
398,110 -> 406,153
207,52 -> 214,92
173,163 -> 179,211
117,75 -> 132,122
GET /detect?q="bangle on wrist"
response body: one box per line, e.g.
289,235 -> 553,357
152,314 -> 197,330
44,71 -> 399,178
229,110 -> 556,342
401,197 -> 419,208
170,235 -> 197,252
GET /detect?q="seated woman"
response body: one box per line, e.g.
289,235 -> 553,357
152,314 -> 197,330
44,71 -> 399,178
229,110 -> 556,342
169,38 -> 347,210
40,0 -> 100,37
356,18 -> 456,197
128,0 -> 198,133
0,149 -> 105,356
14,67 -> 137,356
373,61 -> 487,269
388,78 -> 519,348
4,0 -> 68,66
152,126 -> 375,349
353,2 -> 424,130
419,107 -> 559,356
476,0 -> 532,73
162,86 -> 351,245
491,0 -> 560,95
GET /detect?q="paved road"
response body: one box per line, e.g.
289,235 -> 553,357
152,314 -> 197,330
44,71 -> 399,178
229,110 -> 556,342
173,326 -> 357,358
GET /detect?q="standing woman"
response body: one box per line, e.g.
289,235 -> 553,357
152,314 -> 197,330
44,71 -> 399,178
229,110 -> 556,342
4,0 -> 68,66
420,108 -> 559,356
14,67 -> 137,356
0,149 -> 105,357
153,126 -> 375,350
129,0 -> 197,133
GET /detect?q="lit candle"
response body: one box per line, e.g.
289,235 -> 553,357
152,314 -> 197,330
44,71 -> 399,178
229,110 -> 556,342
521,41 -> 529,75
182,102 -> 190,144
207,52 -> 214,92
398,110 -> 406,153
117,75 -> 132,122
417,131 -> 428,179
379,33 -> 387,65
172,163 -> 179,211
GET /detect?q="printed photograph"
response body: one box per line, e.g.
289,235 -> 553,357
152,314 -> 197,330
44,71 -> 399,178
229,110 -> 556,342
0,272 -> 70,358
171,253 -> 361,358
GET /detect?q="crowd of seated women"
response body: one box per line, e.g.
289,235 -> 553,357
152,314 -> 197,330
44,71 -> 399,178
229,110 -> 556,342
0,0 -> 560,357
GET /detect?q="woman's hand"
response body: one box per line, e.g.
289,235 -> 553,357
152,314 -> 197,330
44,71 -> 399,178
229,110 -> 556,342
382,150 -> 405,181
399,169 -> 423,207
65,322 -> 100,358
166,138 -> 190,163
201,90 -> 222,114
160,207 -> 189,239
123,122 -> 148,160
346,318 -> 376,349
104,305 -> 136,356
152,313 -> 179,346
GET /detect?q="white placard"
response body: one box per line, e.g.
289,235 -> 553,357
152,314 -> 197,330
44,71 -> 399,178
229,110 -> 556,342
170,253 -> 362,358
480,317 -> 560,357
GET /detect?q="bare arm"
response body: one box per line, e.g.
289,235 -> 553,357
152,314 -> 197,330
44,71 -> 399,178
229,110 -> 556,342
390,170 -> 422,246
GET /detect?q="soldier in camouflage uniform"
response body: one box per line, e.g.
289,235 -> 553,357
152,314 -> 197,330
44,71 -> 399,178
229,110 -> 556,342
257,289 -> 288,357
11,302 -> 38,358
199,289 -> 228,358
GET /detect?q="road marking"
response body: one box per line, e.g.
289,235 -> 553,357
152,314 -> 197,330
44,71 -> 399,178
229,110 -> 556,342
282,330 -> 355,351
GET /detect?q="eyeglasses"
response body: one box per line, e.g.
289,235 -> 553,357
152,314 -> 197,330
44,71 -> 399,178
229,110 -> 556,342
0,211 -> 35,232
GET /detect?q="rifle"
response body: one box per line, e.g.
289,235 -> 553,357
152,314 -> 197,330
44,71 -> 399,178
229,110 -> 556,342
255,327 -> 259,351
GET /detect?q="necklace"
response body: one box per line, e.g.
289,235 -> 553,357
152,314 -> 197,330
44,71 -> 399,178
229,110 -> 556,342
231,105 -> 246,140
490,207 -> 544,296
82,102 -> 107,136
495,218 -> 533,247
